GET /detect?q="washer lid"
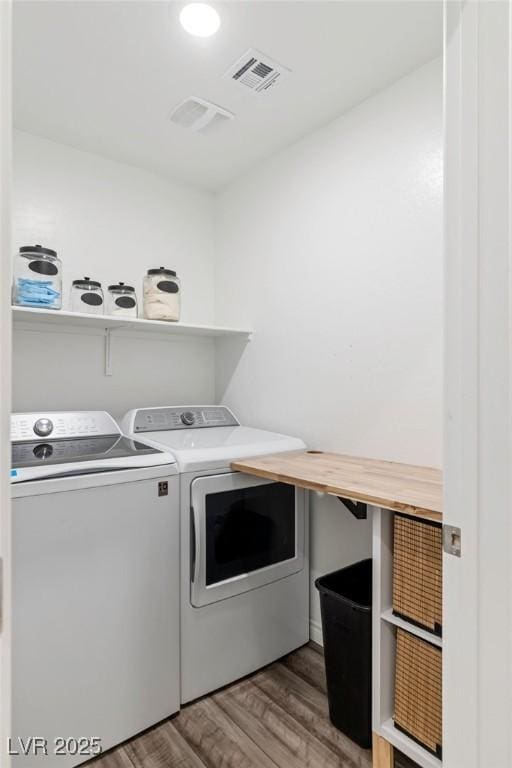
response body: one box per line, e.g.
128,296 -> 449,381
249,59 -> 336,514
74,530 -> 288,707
131,425 -> 306,472
11,434 -> 177,484
12,434 -> 163,468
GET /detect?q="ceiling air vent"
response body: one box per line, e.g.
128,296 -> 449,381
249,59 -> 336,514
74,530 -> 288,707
224,48 -> 291,94
169,97 -> 234,134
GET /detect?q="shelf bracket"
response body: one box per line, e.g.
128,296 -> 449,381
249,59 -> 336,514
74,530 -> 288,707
337,496 -> 368,520
104,328 -> 112,376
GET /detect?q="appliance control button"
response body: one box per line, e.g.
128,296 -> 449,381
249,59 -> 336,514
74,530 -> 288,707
181,411 -> 195,426
33,443 -> 54,460
33,418 -> 54,437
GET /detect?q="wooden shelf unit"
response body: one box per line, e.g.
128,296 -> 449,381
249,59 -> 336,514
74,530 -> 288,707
372,507 -> 443,768
232,451 -> 443,768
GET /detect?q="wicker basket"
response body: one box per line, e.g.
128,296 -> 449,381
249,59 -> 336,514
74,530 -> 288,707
393,514 -> 442,636
394,628 -> 442,758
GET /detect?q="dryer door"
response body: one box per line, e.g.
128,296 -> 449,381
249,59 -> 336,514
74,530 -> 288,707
190,472 -> 305,608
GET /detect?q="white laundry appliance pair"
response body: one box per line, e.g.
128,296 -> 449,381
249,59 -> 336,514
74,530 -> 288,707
121,405 -> 310,703
10,405 -> 309,768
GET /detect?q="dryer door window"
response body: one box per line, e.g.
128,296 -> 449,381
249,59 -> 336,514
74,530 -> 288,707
205,482 -> 295,586
190,472 -> 306,608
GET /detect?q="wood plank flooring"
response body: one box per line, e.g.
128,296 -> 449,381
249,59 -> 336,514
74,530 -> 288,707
88,643 -> 372,768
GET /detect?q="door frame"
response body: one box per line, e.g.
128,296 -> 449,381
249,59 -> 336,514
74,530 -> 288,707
0,1 -> 12,766
2,1 -> 512,765
444,1 -> 512,765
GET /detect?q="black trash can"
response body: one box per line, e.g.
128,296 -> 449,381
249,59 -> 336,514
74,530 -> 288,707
315,558 -> 372,749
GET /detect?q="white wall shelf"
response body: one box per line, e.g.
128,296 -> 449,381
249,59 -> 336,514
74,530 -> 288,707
380,609 -> 443,649
12,306 -> 252,339
13,306 -> 252,376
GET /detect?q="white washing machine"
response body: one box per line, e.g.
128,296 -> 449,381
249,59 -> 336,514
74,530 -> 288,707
121,405 -> 309,703
11,411 -> 180,767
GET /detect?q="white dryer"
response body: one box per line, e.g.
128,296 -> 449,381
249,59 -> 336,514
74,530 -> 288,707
121,405 -> 309,703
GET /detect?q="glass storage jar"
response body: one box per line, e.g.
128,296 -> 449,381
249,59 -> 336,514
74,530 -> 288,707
107,282 -> 138,317
71,277 -> 104,315
143,267 -> 181,321
13,244 -> 62,309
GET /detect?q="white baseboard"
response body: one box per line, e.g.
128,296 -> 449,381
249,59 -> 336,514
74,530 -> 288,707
309,618 -> 323,647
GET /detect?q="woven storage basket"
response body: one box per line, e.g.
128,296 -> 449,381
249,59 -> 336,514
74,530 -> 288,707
394,628 -> 442,759
393,514 -> 442,636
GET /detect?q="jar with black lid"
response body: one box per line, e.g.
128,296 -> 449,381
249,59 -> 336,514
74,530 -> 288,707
71,277 -> 104,315
107,282 -> 138,318
13,244 -> 62,309
143,267 -> 181,321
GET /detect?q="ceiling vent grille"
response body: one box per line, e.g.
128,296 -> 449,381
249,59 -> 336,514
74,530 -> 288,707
224,48 -> 291,94
169,97 -> 234,134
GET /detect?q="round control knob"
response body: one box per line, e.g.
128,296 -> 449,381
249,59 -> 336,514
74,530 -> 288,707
33,443 -> 53,460
181,411 -> 195,426
33,418 -> 54,437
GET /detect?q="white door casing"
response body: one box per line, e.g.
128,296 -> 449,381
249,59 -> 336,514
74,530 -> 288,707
0,1 -> 12,767
444,2 -> 512,766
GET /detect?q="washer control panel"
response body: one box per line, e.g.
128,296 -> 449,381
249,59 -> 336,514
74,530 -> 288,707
11,412 -> 120,442
133,406 -> 239,433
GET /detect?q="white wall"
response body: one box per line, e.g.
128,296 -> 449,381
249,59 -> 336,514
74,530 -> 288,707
11,59 -> 443,637
214,58 -> 443,638
12,131 -> 217,416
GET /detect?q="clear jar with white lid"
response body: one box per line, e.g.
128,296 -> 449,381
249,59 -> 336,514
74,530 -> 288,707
143,267 -> 181,321
12,244 -> 62,309
107,282 -> 138,317
71,277 -> 104,315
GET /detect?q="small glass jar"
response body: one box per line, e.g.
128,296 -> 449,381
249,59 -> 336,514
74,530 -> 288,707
107,282 -> 138,318
13,244 -> 62,309
71,277 -> 104,315
143,267 -> 181,322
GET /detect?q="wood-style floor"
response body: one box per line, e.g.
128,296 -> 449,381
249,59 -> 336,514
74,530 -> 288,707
89,643 -> 372,768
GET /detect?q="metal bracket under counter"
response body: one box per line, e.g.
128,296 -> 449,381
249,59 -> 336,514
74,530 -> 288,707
337,496 -> 368,519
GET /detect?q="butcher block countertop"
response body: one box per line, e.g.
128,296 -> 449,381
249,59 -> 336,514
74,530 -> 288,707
231,451 -> 443,521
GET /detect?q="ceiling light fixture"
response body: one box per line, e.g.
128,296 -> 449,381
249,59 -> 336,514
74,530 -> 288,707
179,3 -> 221,37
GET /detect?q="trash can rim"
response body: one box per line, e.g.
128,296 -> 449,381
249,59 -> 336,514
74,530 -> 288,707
314,558 -> 372,611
